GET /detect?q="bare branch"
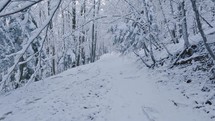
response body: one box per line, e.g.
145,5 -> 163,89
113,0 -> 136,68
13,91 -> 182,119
0,0 -> 44,18
0,0 -> 11,13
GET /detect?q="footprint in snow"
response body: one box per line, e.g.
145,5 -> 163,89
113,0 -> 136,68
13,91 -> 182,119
25,98 -> 42,105
142,106 -> 159,121
0,111 -> 13,121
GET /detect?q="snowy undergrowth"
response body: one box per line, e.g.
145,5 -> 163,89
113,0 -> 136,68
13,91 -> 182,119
146,28 -> 215,119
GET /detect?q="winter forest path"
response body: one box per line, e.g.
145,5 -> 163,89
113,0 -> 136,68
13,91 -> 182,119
0,53 -> 211,121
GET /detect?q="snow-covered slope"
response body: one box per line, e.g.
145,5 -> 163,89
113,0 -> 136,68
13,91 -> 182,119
0,53 -> 212,121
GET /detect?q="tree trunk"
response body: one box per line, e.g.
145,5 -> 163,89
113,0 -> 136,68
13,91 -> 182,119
71,0 -> 78,66
190,0 -> 215,61
91,0 -> 98,63
180,1 -> 190,49
48,1 -> 56,75
169,0 -> 179,43
158,0 -> 178,44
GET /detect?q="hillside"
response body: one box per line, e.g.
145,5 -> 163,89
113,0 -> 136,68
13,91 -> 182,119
0,53 -> 213,121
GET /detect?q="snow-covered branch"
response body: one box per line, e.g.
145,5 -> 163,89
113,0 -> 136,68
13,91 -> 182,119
0,0 -> 43,18
0,0 -> 62,91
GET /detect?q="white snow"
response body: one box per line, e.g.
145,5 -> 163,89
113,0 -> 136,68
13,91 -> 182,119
0,53 -> 212,121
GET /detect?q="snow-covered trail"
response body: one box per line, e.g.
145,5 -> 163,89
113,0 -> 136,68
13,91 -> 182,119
97,54 -> 211,121
0,53 -> 212,121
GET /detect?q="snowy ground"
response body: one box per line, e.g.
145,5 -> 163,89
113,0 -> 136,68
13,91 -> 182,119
0,53 -> 213,121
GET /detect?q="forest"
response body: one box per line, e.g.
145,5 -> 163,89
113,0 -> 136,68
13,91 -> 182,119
0,0 -> 215,120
